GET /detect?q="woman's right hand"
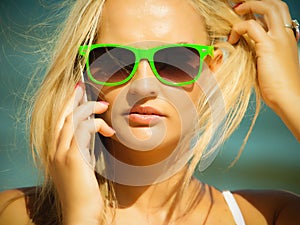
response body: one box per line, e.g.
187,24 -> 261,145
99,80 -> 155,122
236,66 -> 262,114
49,83 -> 115,225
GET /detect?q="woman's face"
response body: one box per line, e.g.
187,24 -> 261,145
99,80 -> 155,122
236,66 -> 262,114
95,0 -> 210,165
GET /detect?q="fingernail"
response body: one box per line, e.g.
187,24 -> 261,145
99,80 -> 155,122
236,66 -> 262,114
110,127 -> 116,134
75,81 -> 83,89
104,126 -> 115,136
233,2 -> 243,9
227,34 -> 231,41
98,101 -> 109,106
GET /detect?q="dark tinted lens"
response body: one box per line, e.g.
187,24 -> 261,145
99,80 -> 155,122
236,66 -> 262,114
88,47 -> 135,83
154,47 -> 200,83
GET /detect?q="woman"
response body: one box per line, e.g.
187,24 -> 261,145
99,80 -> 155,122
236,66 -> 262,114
0,0 -> 300,224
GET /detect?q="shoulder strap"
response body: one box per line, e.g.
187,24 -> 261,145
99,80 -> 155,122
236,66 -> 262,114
223,191 -> 246,225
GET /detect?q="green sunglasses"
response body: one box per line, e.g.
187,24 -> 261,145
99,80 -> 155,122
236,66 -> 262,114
78,43 -> 214,86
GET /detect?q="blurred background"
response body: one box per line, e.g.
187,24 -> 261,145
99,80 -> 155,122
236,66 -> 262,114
0,0 -> 300,193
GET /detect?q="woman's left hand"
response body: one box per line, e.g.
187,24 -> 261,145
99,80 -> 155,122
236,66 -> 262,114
228,0 -> 300,141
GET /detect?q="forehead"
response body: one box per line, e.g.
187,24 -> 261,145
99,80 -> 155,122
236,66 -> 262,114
98,0 -> 208,45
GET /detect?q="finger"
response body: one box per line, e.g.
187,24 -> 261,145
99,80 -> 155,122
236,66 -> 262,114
276,1 -> 296,40
263,0 -> 293,37
55,84 -> 84,139
277,0 -> 292,22
229,19 -> 269,44
233,1 -> 285,34
49,84 -> 85,159
68,119 -> 115,166
74,118 -> 115,150
72,101 -> 110,129
55,101 -> 110,158
263,0 -> 292,22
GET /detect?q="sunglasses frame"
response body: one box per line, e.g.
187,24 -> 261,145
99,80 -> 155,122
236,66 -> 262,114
78,43 -> 214,86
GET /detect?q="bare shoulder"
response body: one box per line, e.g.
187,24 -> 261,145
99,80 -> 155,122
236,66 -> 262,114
233,189 -> 300,225
0,188 -> 35,225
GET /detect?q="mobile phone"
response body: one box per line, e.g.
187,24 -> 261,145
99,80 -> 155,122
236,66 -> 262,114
80,66 -> 106,173
80,65 -> 96,168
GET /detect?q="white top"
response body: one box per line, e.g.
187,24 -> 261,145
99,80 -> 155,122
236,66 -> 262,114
223,191 -> 246,225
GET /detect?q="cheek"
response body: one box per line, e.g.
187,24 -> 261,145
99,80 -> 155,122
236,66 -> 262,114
97,87 -> 122,124
164,86 -> 201,132
183,84 -> 202,108
190,87 -> 202,106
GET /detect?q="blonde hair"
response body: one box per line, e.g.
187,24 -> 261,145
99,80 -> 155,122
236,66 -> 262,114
28,0 -> 260,224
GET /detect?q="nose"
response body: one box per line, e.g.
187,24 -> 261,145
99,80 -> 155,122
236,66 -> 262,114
128,60 -> 160,98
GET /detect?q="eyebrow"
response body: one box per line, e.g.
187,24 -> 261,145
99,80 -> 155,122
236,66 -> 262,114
127,41 -> 193,48
176,41 -> 189,44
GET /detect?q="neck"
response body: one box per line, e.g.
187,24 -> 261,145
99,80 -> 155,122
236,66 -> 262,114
102,167 -> 208,225
96,135 -> 195,186
112,166 -> 201,211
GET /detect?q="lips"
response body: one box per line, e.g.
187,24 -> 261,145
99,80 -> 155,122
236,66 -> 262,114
130,105 -> 164,116
127,105 -> 165,125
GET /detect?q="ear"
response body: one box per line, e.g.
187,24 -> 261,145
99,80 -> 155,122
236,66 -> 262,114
205,49 -> 223,72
